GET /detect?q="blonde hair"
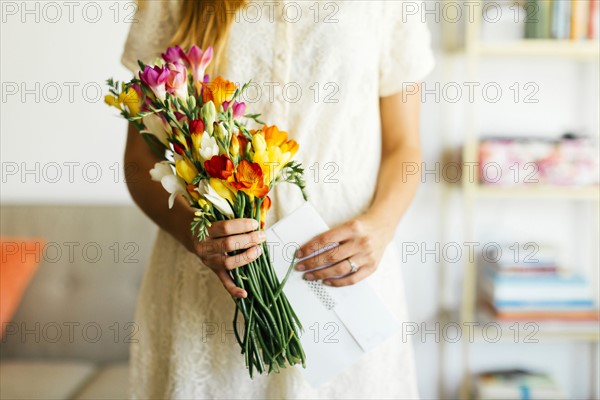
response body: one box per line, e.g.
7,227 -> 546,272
140,1 -> 246,73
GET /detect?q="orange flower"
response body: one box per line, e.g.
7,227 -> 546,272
259,196 -> 271,229
263,125 -> 299,157
187,184 -> 200,201
202,76 -> 237,111
229,159 -> 269,200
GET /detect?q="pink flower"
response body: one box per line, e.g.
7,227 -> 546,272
186,46 -> 213,83
223,100 -> 246,119
166,62 -> 188,99
139,65 -> 168,100
162,45 -> 186,64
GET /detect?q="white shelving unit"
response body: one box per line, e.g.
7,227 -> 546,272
440,1 -> 600,398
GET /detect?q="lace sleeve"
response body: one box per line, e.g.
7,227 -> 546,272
121,0 -> 181,73
378,1 -> 435,97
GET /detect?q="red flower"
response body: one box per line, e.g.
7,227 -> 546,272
189,119 -> 205,135
204,155 -> 234,180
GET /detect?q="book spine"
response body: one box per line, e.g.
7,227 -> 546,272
552,0 -> 563,38
539,0 -> 552,38
525,0 -> 538,38
571,0 -> 590,39
571,0 -> 579,39
589,0 -> 599,39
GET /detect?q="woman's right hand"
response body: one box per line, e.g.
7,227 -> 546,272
123,126 -> 264,299
189,218 -> 266,299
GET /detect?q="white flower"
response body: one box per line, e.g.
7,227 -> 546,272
196,180 -> 234,218
199,132 -> 219,163
149,161 -> 173,182
149,161 -> 187,208
142,114 -> 171,146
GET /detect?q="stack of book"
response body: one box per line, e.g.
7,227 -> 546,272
473,369 -> 566,400
480,246 -> 598,323
525,0 -> 599,40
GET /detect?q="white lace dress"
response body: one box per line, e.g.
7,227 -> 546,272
121,1 -> 434,398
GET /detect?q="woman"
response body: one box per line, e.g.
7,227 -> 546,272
122,1 -> 434,398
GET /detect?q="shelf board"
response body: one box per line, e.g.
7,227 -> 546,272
473,311 -> 600,342
441,310 -> 600,342
469,185 -> 600,200
468,40 -> 600,59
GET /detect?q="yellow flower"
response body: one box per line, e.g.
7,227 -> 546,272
209,178 -> 236,204
230,135 -> 240,157
175,158 -> 198,184
105,87 -> 141,116
120,87 -> 140,116
252,133 -> 267,153
250,126 -> 299,185
104,94 -> 122,110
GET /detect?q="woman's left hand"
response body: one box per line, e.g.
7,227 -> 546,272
294,212 -> 394,287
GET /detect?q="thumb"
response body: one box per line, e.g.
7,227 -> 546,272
217,269 -> 247,299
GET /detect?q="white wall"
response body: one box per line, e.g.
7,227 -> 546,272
2,1 -> 598,399
1,1 -> 132,204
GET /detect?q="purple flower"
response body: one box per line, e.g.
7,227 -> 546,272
162,45 -> 186,64
186,46 -> 214,83
139,65 -> 168,100
223,100 -> 246,119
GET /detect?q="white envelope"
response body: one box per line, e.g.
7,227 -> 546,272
265,202 -> 401,387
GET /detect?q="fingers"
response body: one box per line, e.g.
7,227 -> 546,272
322,265 -> 373,287
302,253 -> 369,282
217,269 -> 247,298
208,218 -> 259,238
294,241 -> 353,271
211,230 -> 267,253
206,245 -> 263,271
296,220 -> 362,258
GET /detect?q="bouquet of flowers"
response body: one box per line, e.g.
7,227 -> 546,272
105,45 -> 307,376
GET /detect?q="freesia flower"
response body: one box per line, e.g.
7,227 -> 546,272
186,45 -> 213,83
209,178 -> 236,204
202,76 -> 237,111
252,126 -> 299,183
189,119 -> 205,135
150,161 -> 188,208
230,160 -> 269,200
223,100 -> 246,119
175,158 -> 198,184
199,132 -> 219,163
139,65 -> 168,100
104,86 -> 140,116
104,94 -> 122,109
166,62 -> 188,99
252,133 -> 267,153
230,135 -> 240,157
205,155 -> 234,180
141,114 -> 171,146
149,161 -> 173,182
263,125 -> 299,157
196,179 -> 234,218
122,86 -> 141,116
162,45 -> 186,64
